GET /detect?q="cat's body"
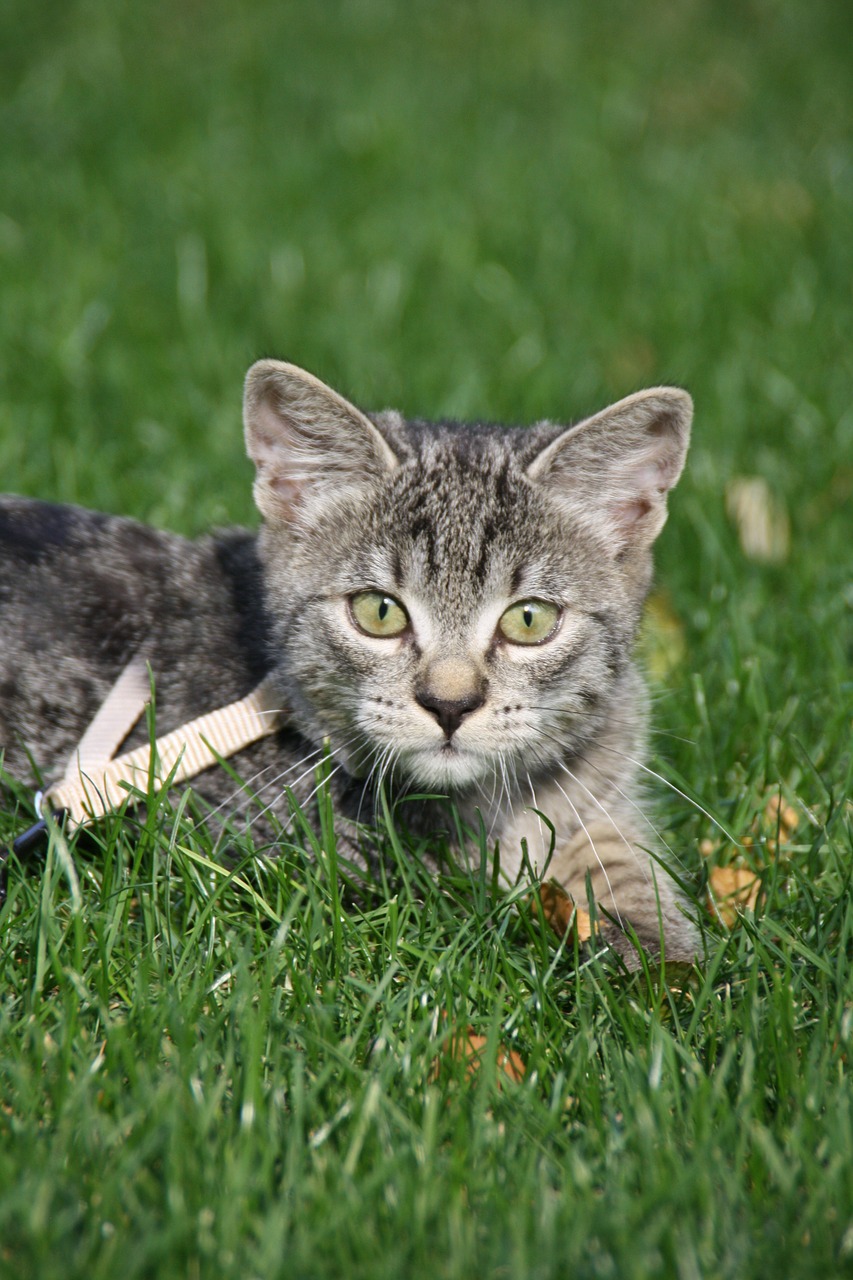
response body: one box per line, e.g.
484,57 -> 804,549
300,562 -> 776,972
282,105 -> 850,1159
0,362 -> 699,962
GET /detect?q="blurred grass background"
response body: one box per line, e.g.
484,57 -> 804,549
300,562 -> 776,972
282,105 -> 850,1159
3,1 -> 851,524
1,1 -> 852,1276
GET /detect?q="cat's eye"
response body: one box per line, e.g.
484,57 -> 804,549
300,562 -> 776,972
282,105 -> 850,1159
498,600 -> 561,645
350,591 -> 409,638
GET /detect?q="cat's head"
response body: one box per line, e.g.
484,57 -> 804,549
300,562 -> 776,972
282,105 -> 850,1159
244,360 -> 692,793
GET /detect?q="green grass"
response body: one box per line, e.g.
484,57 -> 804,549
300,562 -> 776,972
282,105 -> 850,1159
1,1 -> 852,1276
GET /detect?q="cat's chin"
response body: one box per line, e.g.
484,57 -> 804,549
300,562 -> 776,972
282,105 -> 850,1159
401,744 -> 493,793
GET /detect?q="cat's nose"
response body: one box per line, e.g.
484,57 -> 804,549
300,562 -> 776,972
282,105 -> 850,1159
415,687 -> 486,738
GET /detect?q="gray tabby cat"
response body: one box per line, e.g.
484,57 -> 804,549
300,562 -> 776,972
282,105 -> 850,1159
0,360 -> 698,962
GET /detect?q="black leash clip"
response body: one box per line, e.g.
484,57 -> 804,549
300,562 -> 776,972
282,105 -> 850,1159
1,810 -> 68,908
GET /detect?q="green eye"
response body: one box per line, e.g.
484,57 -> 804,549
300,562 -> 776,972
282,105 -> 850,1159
498,600 -> 561,645
350,591 -> 409,638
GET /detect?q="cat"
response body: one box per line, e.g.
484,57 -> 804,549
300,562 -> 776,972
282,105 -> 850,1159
0,360 -> 698,963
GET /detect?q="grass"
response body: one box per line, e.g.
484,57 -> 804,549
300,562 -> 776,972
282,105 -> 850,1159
1,0 -> 852,1275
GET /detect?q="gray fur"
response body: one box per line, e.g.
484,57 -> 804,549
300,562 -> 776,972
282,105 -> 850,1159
0,361 -> 698,963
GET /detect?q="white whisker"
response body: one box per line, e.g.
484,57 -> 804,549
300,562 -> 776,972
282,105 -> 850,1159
521,719 -> 702,872
183,738 -> 332,836
596,743 -> 741,846
250,760 -> 346,838
579,752 -> 685,867
525,770 -> 546,856
250,732 -> 359,808
527,722 -> 651,876
197,729 -> 363,846
359,740 -> 400,826
485,762 -> 504,838
526,703 -> 697,748
497,752 -> 516,826
557,759 -> 650,885
550,777 -> 623,927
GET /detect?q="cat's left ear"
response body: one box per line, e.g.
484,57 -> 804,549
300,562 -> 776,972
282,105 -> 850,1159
244,359 -> 399,522
526,387 -> 692,553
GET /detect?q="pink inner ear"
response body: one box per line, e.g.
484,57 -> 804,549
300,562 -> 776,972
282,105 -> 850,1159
247,397 -> 293,467
268,472 -> 304,504
612,496 -> 653,533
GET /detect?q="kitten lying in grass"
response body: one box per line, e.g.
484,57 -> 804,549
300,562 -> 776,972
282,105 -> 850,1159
0,361 -> 698,962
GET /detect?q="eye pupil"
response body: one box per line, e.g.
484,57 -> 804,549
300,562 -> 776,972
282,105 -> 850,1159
523,606 -> 533,628
378,599 -> 389,621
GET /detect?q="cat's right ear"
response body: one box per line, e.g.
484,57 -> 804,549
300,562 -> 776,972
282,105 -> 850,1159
526,387 -> 692,555
243,360 -> 399,522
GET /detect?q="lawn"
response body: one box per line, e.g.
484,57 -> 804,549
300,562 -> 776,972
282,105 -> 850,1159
1,1 -> 852,1276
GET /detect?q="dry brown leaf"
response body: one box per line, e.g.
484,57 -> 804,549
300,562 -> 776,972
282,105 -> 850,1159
538,882 -> 594,943
707,865 -> 761,928
764,795 -> 799,837
702,793 -> 800,871
640,591 -> 686,681
725,476 -> 790,564
431,1028 -> 526,1087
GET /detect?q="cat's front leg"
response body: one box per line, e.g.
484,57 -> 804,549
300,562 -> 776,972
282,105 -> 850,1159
544,821 -> 698,965
494,798 -> 697,965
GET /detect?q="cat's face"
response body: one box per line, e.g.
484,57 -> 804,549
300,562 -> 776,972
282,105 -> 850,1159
245,362 -> 692,795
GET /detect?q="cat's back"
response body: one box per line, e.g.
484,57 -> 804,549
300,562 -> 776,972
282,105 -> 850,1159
0,496 -> 193,644
0,497 -> 270,783
0,496 -> 205,663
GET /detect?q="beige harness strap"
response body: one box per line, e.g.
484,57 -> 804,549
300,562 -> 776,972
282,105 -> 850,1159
73,655 -> 151,770
46,669 -> 284,830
